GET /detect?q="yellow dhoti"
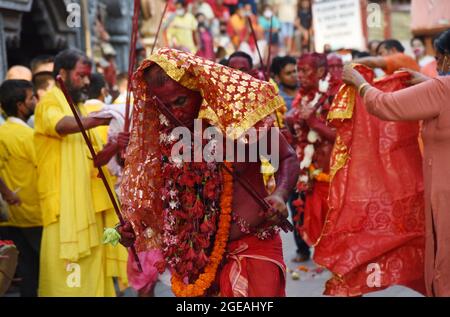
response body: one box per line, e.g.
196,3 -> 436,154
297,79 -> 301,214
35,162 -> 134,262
39,213 -> 116,297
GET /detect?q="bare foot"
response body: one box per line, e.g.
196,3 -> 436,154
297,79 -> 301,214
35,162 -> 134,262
292,253 -> 310,263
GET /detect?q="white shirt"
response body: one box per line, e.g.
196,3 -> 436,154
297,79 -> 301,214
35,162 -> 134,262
278,0 -> 298,23
7,117 -> 30,128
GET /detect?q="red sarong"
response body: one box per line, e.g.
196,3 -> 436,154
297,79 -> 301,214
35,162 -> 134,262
219,234 -> 286,297
314,67 -> 426,296
302,181 -> 330,246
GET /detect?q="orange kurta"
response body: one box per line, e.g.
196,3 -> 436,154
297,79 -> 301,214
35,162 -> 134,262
384,53 -> 420,75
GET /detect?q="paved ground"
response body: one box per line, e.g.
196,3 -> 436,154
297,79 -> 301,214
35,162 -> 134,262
149,227 -> 423,297
280,229 -> 423,297
4,226 -> 423,297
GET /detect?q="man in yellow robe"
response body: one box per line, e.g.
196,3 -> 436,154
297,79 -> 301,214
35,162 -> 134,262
34,49 -> 128,297
0,80 -> 41,297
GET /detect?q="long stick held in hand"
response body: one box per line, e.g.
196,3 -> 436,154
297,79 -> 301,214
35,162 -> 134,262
266,16 -> 274,81
56,76 -> 142,272
247,16 -> 282,134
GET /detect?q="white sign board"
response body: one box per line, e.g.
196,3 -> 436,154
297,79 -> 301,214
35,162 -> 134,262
312,0 -> 365,52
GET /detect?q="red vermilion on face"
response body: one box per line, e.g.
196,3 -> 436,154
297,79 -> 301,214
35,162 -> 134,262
146,70 -> 203,129
327,55 -> 344,81
297,61 -> 319,91
69,61 -> 92,90
228,56 -> 252,74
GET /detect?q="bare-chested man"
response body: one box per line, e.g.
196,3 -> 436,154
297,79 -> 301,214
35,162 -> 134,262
118,48 -> 299,297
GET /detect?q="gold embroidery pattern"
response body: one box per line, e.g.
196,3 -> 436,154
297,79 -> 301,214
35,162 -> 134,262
327,85 -> 356,121
143,48 -> 283,140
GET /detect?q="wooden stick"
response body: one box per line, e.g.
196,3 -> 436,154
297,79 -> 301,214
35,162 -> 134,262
266,16 -> 273,81
265,16 -> 282,128
124,0 -> 142,133
151,1 -> 169,55
151,95 -> 294,233
247,16 -> 267,81
56,76 -> 142,272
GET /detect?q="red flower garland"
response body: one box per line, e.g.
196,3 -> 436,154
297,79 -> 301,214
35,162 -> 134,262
157,117 -> 232,296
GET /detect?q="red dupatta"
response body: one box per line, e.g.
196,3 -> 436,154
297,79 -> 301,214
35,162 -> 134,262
314,66 -> 426,296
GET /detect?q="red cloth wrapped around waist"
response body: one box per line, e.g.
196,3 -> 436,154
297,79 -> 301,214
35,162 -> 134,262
302,180 -> 330,246
219,234 -> 286,297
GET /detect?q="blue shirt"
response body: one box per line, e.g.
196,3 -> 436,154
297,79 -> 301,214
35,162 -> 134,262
278,88 -> 295,111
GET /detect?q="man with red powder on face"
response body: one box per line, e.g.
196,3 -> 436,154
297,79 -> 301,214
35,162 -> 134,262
285,53 -> 336,248
327,53 -> 344,96
118,48 -> 299,297
34,49 -> 129,296
227,51 -> 264,80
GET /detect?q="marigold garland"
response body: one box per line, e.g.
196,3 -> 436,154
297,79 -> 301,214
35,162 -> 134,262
171,161 -> 233,297
309,164 -> 330,183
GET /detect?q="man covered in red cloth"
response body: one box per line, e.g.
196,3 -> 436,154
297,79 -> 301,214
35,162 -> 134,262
285,53 -> 336,247
118,48 -> 299,297
314,65 -> 426,296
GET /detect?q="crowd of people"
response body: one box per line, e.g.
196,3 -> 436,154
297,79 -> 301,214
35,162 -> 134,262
159,0 -> 313,63
0,0 -> 449,299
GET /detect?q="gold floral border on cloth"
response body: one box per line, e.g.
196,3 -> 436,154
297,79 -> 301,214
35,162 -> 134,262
147,48 -> 284,139
313,84 -> 355,248
327,85 -> 356,121
329,134 -> 349,181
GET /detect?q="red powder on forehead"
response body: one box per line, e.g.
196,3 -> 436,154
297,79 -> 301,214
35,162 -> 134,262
327,55 -> 343,67
298,53 -> 328,70
74,62 -> 92,76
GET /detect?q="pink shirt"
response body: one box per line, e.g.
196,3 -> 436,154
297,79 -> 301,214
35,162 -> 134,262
364,77 -> 450,296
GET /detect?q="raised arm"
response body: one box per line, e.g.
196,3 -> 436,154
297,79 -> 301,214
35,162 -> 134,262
353,56 -> 387,70
362,78 -> 448,121
55,116 -> 111,136
342,65 -> 449,122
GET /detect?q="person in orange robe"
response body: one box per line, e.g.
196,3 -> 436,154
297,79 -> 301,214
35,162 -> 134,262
354,39 -> 420,75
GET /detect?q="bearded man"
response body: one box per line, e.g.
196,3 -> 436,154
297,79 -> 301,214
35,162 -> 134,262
35,49 -> 129,296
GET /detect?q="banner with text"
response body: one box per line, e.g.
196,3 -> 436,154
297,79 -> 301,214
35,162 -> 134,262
312,0 -> 365,52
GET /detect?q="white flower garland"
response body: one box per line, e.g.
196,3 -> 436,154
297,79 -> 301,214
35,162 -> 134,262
298,74 -> 331,184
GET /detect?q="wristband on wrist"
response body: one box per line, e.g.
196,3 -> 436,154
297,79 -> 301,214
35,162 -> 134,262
358,82 -> 371,96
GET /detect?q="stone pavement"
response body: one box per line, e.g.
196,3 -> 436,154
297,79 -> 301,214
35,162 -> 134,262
280,229 -> 423,297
